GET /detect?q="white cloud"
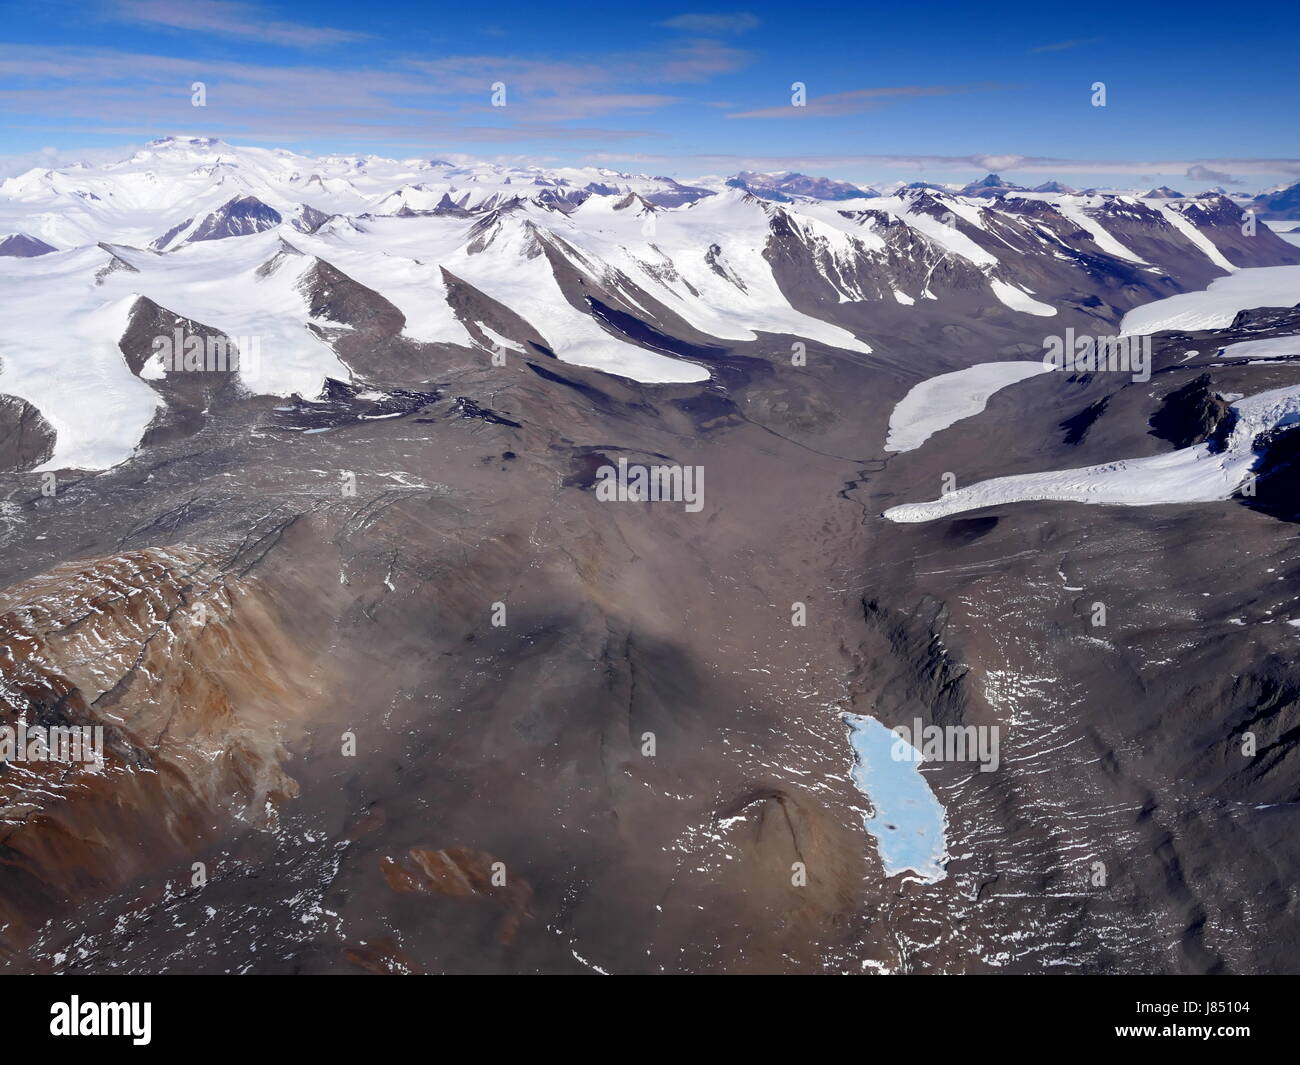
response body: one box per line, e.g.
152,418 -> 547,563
728,84 -> 1000,119
658,13 -> 761,34
109,0 -> 367,48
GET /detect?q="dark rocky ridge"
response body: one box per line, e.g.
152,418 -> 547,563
1147,373 -> 1230,448
1251,179 -> 1300,220
0,233 -> 57,257
152,196 -> 284,251
0,395 -> 55,471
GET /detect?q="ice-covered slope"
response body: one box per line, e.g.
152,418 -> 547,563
1121,266 -> 1300,335
1221,334 -> 1300,359
563,189 -> 875,350
442,208 -> 712,382
0,248 -> 160,470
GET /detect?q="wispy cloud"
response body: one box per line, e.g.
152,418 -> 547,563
409,40 -> 750,95
1029,37 -> 1103,53
588,149 -> 1300,180
405,39 -> 749,119
407,56 -> 607,96
488,93 -> 686,122
0,45 -> 668,147
658,13 -> 761,34
107,0 -> 368,48
971,154 -> 1029,172
653,38 -> 751,81
728,84 -> 1002,119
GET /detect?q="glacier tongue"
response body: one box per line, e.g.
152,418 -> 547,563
1120,265 -> 1300,336
884,382 -> 1300,523
885,361 -> 1057,453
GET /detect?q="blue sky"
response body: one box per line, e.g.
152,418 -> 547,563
1,0 -> 1298,189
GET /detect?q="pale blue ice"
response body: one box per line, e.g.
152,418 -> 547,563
844,713 -> 949,882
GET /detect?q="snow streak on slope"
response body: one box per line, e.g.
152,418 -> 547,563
1161,202 -> 1238,272
988,280 -> 1056,316
1057,199 -> 1148,264
884,383 -> 1300,523
892,195 -> 995,267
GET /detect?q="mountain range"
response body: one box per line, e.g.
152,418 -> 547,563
1,136 -> 1297,472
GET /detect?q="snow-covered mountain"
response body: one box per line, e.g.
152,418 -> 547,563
725,170 -> 873,202
959,173 -> 1025,197
1,136 -> 1298,471
0,232 -> 56,257
1252,178 -> 1300,219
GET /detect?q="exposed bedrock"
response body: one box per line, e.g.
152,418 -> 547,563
0,536 -> 338,956
0,395 -> 55,473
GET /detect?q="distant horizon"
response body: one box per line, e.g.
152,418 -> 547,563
1,134 -> 1295,199
3,1 -> 1299,191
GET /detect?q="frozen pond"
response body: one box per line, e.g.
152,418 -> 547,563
844,713 -> 949,882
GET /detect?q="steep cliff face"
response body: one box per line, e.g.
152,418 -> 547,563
0,545 -> 330,953
0,395 -> 55,472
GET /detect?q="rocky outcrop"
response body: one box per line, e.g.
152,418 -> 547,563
381,846 -> 533,947
1148,373 -> 1231,448
0,395 -> 55,471
0,233 -> 56,257
0,545 -> 329,955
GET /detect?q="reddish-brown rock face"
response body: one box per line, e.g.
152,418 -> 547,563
380,846 -> 534,948
0,546 -> 328,955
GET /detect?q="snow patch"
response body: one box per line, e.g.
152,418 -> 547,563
990,279 -> 1056,316
1220,334 -> 1300,360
